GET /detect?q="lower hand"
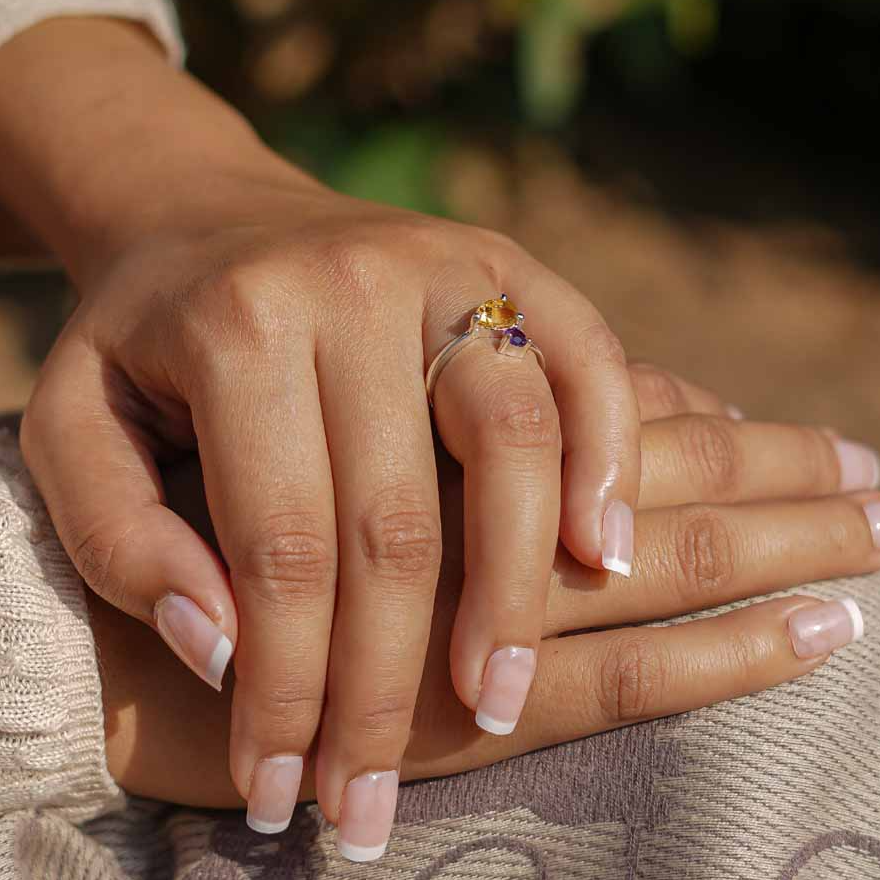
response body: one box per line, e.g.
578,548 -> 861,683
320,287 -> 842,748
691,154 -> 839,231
94,364 -> 880,860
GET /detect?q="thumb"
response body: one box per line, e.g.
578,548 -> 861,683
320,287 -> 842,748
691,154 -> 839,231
21,334 -> 237,691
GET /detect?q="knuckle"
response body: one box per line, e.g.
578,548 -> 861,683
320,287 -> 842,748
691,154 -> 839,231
597,633 -> 668,724
246,688 -> 325,740
479,227 -> 518,251
481,385 -> 561,452
179,264 -> 288,355
235,514 -> 335,603
570,322 -> 628,372
358,492 -> 442,585
799,428 -> 840,494
680,417 -> 740,498
316,237 -> 389,303
631,363 -> 687,416
672,506 -> 736,602
826,498 -> 867,557
350,690 -> 417,742
71,525 -> 128,609
725,630 -> 773,684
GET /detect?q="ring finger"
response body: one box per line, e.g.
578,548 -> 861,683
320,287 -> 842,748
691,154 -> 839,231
431,310 -> 561,737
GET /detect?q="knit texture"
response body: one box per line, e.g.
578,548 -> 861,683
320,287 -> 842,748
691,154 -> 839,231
0,420 -> 123,830
1,408 -> 880,879
0,0 -> 184,65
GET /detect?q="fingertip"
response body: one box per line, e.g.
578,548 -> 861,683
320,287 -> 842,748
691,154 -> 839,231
448,643 -> 481,713
601,501 -> 634,578
154,593 -> 235,691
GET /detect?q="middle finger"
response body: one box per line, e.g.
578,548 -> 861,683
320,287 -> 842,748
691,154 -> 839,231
314,315 -> 441,863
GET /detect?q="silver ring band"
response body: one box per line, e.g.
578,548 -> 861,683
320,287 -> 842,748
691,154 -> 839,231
425,295 -> 546,406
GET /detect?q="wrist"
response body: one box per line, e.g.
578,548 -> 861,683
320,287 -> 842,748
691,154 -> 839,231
0,18 -> 319,287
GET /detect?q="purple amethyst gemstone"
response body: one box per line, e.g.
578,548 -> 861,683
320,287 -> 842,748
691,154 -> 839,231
505,327 -> 528,347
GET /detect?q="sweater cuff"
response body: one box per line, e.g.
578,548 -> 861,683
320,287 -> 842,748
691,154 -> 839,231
0,422 -> 124,825
0,0 -> 185,67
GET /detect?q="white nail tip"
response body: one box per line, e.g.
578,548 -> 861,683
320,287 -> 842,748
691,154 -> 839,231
475,710 -> 517,736
206,634 -> 234,691
247,816 -> 292,835
337,840 -> 389,862
603,556 -> 632,578
839,597 -> 865,642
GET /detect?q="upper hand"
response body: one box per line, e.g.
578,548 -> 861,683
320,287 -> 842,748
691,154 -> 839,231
20,169 -> 641,847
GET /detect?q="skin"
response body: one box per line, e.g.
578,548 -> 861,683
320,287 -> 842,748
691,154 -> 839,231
94,366 -> 880,808
0,19 -> 642,821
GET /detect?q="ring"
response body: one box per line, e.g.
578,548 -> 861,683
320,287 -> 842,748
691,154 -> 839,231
425,295 -> 546,406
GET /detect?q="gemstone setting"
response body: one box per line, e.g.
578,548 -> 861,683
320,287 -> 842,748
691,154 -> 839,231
474,296 -> 519,330
505,327 -> 528,347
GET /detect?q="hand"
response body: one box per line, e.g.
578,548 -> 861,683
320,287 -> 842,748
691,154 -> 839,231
6,19 -> 642,846
95,364 -> 880,859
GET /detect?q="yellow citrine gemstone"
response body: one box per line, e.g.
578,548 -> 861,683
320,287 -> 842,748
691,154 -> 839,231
474,297 -> 519,329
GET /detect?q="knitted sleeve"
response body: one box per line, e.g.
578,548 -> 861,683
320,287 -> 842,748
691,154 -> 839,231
0,0 -> 184,66
0,418 -> 123,826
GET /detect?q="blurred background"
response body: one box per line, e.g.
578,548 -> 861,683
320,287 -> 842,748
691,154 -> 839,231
1,0 -> 879,446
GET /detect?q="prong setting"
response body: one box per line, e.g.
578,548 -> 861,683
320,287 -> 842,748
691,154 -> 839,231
425,296 -> 546,404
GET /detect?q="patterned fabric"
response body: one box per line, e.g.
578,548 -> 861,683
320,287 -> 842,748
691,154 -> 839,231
1,413 -> 879,879
0,0 -> 183,65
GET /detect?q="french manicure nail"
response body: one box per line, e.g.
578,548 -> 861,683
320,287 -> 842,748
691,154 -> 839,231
246,755 -> 303,835
602,500 -> 634,577
727,405 -> 745,420
337,770 -> 399,862
154,594 -> 233,691
475,646 -> 536,736
788,598 -> 864,659
864,500 -> 880,549
834,439 -> 880,492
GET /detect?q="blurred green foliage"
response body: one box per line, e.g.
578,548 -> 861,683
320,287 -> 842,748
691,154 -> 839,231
178,0 -> 880,215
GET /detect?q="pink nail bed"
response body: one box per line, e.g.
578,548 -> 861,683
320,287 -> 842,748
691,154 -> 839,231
154,594 -> 233,691
475,646 -> 537,736
337,770 -> 399,862
602,500 -> 634,577
788,598 -> 864,659
864,500 -> 880,550
246,755 -> 303,835
834,439 -> 880,492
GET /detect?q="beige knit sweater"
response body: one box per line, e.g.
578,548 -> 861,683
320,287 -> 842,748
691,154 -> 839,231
4,407 -> 880,880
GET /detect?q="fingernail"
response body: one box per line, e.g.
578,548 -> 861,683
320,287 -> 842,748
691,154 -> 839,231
834,439 -> 880,492
154,594 -> 233,691
475,646 -> 536,735
864,500 -> 880,549
788,598 -> 864,659
727,405 -> 745,420
337,770 -> 399,862
246,755 -> 303,835
602,500 -> 634,577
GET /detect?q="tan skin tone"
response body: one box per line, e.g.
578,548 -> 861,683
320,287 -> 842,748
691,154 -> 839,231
94,365 -> 880,808
0,18 -> 643,820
